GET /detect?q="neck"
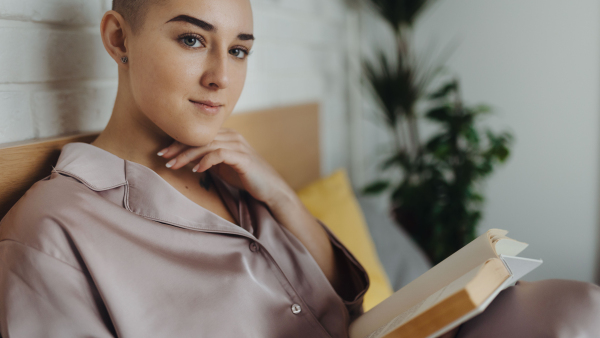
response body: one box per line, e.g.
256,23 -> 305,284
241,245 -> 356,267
92,82 -> 173,174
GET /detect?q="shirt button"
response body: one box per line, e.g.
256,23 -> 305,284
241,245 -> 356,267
249,242 -> 259,252
291,304 -> 302,314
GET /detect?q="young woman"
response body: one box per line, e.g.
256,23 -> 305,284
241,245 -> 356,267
0,0 -> 368,337
0,0 -> 599,337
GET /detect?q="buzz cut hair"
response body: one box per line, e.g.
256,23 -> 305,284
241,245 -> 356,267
112,0 -> 161,32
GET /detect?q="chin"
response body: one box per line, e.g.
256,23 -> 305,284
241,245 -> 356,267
168,125 -> 220,147
147,105 -> 224,147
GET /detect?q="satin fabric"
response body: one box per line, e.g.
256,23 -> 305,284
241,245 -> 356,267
0,142 -> 369,338
456,279 -> 600,338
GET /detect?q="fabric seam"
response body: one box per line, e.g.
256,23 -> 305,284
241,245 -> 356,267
53,168 -> 126,192
0,239 -> 84,273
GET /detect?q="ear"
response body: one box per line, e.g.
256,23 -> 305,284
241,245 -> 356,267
100,10 -> 129,65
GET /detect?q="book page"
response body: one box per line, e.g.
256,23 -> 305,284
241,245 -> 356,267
349,231 -> 498,338
364,264 -> 484,338
499,255 -> 543,285
494,239 -> 528,256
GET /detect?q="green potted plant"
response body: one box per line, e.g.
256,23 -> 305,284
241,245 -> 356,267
360,0 -> 513,264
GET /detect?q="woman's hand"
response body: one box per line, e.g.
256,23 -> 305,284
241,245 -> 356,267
158,128 -> 347,294
157,128 -> 293,207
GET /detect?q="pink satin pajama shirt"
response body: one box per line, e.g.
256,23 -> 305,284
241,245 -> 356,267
0,142 -> 370,338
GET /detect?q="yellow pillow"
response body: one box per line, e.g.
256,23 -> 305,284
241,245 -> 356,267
296,169 -> 393,311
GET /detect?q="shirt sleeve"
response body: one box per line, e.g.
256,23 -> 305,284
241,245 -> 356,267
315,219 -> 370,323
0,240 -> 116,337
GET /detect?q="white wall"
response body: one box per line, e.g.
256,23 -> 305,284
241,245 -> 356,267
357,0 -> 600,282
0,0 -> 117,142
239,0 -> 352,176
0,0 -> 353,176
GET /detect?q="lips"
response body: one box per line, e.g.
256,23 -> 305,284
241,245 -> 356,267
190,100 -> 224,115
191,100 -> 223,107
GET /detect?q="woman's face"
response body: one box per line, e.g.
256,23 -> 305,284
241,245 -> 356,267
125,0 -> 254,146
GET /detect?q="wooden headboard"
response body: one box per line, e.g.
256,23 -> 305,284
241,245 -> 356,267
0,102 -> 320,220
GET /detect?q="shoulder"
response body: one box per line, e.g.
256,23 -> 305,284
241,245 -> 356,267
2,171 -> 103,229
0,172 -> 108,266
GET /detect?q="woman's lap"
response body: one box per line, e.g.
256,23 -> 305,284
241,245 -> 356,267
455,279 -> 600,338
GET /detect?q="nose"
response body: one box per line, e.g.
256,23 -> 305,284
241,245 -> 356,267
200,48 -> 230,90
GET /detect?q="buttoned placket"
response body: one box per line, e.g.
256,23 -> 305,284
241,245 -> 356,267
125,192 -> 330,336
213,180 -> 322,327
123,162 -> 334,337
211,176 -> 260,255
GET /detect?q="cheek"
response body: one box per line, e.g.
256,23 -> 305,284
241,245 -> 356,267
130,47 -> 194,117
227,65 -> 247,107
128,47 -> 217,144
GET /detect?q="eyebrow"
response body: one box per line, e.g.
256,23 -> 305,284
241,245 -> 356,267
166,15 -> 255,41
238,34 -> 255,41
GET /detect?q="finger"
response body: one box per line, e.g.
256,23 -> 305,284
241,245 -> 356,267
168,141 -> 246,170
158,141 -> 188,159
193,148 -> 251,174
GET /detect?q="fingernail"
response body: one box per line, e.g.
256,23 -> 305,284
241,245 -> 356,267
192,164 -> 199,172
166,159 -> 176,168
157,148 -> 169,157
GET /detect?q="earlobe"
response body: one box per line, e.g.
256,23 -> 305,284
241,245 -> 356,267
100,10 -> 128,65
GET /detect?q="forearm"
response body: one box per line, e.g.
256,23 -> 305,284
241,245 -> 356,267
265,189 -> 344,292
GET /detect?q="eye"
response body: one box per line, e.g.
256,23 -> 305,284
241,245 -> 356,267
180,35 -> 204,48
230,48 -> 249,60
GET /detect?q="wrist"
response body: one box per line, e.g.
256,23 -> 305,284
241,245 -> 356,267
265,185 -> 302,212
263,183 -> 319,233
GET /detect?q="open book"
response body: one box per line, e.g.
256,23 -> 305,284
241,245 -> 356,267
349,229 -> 542,338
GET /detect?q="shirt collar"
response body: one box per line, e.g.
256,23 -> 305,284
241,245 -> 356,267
54,142 -> 127,191
54,142 -> 255,239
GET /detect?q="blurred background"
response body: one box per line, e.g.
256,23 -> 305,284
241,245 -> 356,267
0,0 -> 598,285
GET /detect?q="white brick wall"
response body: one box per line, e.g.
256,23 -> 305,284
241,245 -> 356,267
0,0 -> 102,25
0,0 -> 116,145
32,86 -> 116,138
0,0 -> 355,177
0,91 -> 34,143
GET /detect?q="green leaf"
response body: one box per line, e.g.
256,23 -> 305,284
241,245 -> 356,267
428,80 -> 457,99
368,0 -> 438,29
433,143 -> 451,159
425,134 -> 446,151
468,191 -> 484,203
362,181 -> 391,195
495,146 -> 510,162
463,126 -> 480,146
381,152 -> 411,171
426,106 -> 451,122
474,104 -> 492,114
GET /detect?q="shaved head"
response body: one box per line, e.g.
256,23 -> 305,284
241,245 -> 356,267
112,0 -> 162,32
99,0 -> 255,151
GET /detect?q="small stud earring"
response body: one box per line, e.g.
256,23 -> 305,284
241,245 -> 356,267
121,56 -> 128,64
